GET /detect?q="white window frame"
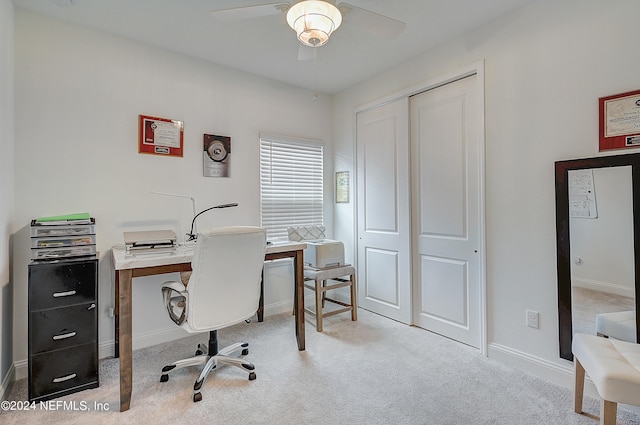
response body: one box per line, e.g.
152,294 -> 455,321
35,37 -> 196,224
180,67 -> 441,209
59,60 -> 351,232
259,134 -> 324,241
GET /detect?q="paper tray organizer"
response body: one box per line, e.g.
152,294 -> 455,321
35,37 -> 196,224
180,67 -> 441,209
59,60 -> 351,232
30,218 -> 97,260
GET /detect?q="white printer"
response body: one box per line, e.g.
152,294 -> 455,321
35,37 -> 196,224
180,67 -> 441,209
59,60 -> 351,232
304,239 -> 345,269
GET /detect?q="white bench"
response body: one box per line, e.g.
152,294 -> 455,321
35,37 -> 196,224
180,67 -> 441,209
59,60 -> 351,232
595,311 -> 636,343
573,333 -> 640,425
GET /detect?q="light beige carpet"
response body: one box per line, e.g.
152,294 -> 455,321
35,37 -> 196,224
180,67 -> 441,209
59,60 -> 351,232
572,287 -> 635,336
2,309 -> 640,425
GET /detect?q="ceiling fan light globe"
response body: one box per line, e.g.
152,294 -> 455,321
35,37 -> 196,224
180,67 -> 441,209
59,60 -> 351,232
299,28 -> 329,47
286,0 -> 342,47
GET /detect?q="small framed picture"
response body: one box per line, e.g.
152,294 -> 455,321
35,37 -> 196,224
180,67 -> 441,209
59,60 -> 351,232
203,134 -> 231,177
138,114 -> 184,157
336,171 -> 349,203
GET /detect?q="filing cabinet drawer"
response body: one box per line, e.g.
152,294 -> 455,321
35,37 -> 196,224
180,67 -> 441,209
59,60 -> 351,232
28,260 -> 97,310
30,302 -> 97,354
29,343 -> 98,401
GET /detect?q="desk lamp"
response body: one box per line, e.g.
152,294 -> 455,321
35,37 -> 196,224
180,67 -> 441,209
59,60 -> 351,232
186,203 -> 238,241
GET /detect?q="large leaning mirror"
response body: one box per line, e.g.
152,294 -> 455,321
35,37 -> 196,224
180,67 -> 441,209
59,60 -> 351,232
556,152 -> 640,360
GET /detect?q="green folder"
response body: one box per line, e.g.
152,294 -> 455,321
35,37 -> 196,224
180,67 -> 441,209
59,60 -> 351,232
35,212 -> 91,223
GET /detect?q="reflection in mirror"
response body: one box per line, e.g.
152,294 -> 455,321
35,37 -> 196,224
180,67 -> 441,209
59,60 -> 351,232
569,166 -> 635,340
555,153 -> 640,360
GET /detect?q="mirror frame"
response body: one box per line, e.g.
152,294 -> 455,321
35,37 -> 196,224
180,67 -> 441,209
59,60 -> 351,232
556,152 -> 640,360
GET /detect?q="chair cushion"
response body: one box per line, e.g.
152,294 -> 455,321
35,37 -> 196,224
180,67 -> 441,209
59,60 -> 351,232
304,265 -> 355,281
595,310 -> 637,343
572,333 -> 640,406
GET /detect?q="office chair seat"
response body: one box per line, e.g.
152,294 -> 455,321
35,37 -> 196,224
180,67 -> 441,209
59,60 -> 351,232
159,226 -> 267,402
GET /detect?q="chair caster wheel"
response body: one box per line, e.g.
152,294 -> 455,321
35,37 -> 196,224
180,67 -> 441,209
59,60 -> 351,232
160,374 -> 169,383
249,372 -> 256,381
242,349 -> 249,356
193,392 -> 202,402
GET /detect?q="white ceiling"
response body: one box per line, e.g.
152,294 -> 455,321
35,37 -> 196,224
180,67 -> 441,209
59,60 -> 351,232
13,0 -> 534,94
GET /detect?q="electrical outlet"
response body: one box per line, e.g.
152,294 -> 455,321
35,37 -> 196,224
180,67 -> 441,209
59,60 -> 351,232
526,310 -> 539,329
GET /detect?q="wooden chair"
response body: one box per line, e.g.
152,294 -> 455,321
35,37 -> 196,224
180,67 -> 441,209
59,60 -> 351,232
287,225 -> 357,332
304,265 -> 357,332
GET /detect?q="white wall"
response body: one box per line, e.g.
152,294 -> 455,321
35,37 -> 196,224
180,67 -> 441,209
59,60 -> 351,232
570,167 -> 634,297
333,0 -> 640,385
0,0 -> 15,399
9,0 -> 640,395
12,10 -> 333,378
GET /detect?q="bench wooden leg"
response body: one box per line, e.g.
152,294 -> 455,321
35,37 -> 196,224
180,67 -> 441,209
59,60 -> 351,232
350,274 -> 357,321
575,358 -> 585,414
315,279 -> 323,332
601,399 -> 617,425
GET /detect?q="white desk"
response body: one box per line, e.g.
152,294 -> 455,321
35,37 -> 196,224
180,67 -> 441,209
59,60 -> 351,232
111,241 -> 307,412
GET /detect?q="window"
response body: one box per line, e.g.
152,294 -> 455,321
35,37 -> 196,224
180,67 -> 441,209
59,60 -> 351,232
260,135 -> 324,240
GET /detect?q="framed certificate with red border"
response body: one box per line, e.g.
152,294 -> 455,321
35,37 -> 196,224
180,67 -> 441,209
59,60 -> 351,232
138,114 -> 184,157
599,89 -> 640,151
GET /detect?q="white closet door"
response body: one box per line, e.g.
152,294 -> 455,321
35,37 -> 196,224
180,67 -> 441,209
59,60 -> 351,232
356,98 -> 412,324
410,75 -> 482,348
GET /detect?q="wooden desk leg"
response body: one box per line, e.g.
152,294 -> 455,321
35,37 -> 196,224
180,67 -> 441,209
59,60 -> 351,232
118,269 -> 133,412
294,250 -> 305,350
114,271 -> 120,358
257,269 -> 265,322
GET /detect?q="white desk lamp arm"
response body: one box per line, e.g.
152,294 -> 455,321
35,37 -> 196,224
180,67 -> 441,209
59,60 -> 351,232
150,191 -> 198,237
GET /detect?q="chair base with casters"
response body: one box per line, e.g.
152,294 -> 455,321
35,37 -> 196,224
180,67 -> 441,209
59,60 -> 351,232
160,329 -> 256,402
304,265 -> 357,332
572,333 -> 640,425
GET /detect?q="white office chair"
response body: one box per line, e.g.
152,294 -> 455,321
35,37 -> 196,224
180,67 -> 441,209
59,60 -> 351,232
159,226 -> 267,402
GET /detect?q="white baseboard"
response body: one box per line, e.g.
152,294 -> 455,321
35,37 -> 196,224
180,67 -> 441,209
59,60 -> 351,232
10,358 -> 27,382
572,277 -> 635,298
1,362 -> 16,400
488,342 -> 600,397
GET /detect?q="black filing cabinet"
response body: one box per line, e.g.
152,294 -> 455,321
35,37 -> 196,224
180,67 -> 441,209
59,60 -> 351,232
28,257 -> 99,402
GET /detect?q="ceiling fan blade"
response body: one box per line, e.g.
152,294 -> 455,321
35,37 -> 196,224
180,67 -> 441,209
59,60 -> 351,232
298,44 -> 318,61
338,2 -> 406,39
210,3 -> 289,21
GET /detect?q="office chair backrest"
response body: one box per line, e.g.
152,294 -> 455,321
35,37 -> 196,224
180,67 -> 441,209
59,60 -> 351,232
186,226 -> 267,332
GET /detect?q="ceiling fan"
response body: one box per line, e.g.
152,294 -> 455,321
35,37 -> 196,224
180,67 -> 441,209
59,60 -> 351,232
210,0 -> 405,59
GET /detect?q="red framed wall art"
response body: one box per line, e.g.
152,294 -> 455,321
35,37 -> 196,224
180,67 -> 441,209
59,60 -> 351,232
599,89 -> 640,151
138,114 -> 184,157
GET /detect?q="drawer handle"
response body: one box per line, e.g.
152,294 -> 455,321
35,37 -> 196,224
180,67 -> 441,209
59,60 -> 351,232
53,290 -> 76,298
52,373 -> 76,383
52,331 -> 77,340
88,303 -> 96,310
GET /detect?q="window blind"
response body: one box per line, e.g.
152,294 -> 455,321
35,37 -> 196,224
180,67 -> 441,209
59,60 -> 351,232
260,136 -> 324,240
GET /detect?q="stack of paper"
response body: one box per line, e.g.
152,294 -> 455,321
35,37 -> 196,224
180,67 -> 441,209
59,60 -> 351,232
35,213 -> 92,226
